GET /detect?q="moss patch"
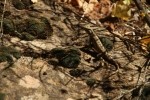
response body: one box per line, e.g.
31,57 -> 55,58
12,0 -> 25,10
3,17 -> 53,41
0,93 -> 5,100
3,18 -> 15,34
21,32 -> 35,41
51,47 -> 81,68
99,37 -> 114,51
0,46 -> 21,63
12,0 -> 33,10
26,18 -> 53,39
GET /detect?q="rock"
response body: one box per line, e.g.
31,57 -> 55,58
21,93 -> 49,100
19,75 -> 41,88
89,93 -> 104,100
67,98 -> 75,100
28,41 -> 47,50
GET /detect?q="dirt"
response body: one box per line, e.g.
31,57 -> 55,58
0,0 -> 150,100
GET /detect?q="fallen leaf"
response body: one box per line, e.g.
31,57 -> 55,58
140,35 -> 150,51
112,0 -> 132,20
140,36 -> 150,45
61,0 -> 111,20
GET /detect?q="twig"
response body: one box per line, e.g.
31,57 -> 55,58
0,0 -> 7,43
114,87 -> 138,100
135,57 -> 150,87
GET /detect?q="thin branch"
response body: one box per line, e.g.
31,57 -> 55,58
0,0 -> 7,42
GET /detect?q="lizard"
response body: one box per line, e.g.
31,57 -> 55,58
78,23 -> 120,71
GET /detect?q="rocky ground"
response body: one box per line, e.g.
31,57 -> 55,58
0,0 -> 150,100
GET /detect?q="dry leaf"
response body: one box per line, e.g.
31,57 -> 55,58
112,0 -> 132,20
62,0 -> 111,20
70,0 -> 85,8
140,35 -> 150,51
85,0 -> 111,19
